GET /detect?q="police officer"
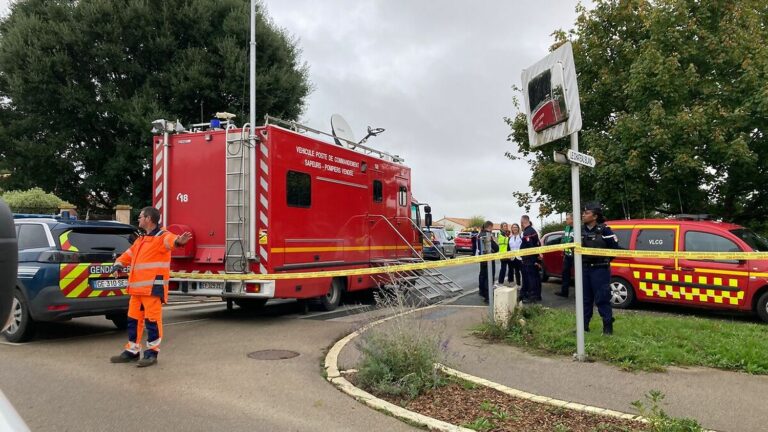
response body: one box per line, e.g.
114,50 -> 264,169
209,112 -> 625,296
520,215 -> 542,303
472,221 -> 497,303
581,203 -> 619,335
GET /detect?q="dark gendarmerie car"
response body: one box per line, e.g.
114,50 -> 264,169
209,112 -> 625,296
6,215 -> 138,342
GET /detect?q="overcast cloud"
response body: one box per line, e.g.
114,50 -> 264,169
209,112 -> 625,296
263,0 -> 585,227
0,0 -> 585,227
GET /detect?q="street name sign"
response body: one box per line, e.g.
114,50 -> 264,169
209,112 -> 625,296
566,149 -> 595,168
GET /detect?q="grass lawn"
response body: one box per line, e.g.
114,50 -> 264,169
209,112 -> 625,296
474,305 -> 768,373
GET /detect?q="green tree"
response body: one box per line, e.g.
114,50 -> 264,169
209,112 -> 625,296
1,187 -> 65,213
507,0 -> 768,232
467,216 -> 486,229
0,0 -> 311,212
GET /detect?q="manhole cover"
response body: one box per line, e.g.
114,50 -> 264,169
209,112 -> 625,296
247,350 -> 300,360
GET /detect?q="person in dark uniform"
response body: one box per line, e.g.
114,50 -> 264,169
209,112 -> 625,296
555,213 -> 574,298
472,221 -> 497,303
581,203 -> 619,335
519,215 -> 542,303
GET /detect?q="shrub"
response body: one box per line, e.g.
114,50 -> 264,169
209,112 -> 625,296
632,390 -> 704,432
356,292 -> 447,399
541,221 -> 567,235
1,188 -> 65,213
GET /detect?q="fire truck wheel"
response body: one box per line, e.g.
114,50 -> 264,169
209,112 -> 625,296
234,298 -> 268,311
3,290 -> 36,343
610,277 -> 635,309
319,279 -> 344,311
755,291 -> 768,323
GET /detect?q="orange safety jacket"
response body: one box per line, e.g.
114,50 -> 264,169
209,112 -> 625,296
116,227 -> 178,302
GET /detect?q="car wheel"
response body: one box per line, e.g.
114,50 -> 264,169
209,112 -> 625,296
319,278 -> 343,311
3,290 -> 35,343
108,313 -> 128,330
234,298 -> 268,311
755,291 -> 768,323
610,277 -> 635,309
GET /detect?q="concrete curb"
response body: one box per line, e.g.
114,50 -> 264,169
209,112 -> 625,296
324,303 -> 473,431
324,300 -> 715,432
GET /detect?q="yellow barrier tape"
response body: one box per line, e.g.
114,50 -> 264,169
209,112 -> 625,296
169,244 -> 572,281
168,243 -> 768,281
575,247 -> 768,260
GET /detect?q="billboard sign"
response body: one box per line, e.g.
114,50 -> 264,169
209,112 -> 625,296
521,42 -> 582,148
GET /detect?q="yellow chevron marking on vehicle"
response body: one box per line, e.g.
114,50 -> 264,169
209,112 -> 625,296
68,279 -> 90,298
636,272 -> 744,306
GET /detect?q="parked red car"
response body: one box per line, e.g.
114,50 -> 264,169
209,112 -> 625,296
454,231 -> 474,254
540,230 -> 572,282
540,219 -> 768,322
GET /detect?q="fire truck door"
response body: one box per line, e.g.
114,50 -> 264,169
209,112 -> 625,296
368,177 -> 395,262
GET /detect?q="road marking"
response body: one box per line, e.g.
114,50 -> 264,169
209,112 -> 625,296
0,341 -> 25,346
165,302 -> 225,311
165,318 -> 210,326
298,304 -> 371,319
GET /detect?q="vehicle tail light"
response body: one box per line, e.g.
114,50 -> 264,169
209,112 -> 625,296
47,305 -> 70,311
245,283 -> 261,293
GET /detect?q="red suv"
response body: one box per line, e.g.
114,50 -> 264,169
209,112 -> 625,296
540,219 -> 768,322
454,231 -> 474,254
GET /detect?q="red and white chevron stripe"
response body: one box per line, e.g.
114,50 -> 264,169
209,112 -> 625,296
153,137 -> 164,216
257,133 -> 269,274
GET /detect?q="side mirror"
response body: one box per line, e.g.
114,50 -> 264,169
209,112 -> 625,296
425,214 -> 432,228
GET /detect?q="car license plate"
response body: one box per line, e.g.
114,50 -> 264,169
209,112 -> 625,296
200,281 -> 225,290
93,279 -> 128,289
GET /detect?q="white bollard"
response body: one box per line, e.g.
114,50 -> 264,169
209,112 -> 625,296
493,285 -> 518,328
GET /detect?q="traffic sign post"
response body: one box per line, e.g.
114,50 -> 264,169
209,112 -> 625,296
521,42 -> 591,362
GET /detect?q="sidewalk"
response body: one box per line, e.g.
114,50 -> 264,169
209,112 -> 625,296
338,303 -> 768,432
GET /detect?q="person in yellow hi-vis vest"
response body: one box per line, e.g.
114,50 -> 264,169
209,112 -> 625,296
496,222 -> 512,285
109,206 -> 191,367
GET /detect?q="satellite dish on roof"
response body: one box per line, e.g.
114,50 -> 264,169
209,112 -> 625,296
330,114 -> 356,147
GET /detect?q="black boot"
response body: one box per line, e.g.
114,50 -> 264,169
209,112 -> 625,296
602,317 -> 615,336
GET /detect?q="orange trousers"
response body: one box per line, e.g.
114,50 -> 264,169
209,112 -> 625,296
124,295 -> 163,356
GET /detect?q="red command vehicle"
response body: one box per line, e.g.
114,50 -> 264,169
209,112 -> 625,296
152,117 -> 424,310
539,218 -> 768,322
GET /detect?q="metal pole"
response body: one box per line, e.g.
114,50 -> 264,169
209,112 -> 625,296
162,128 -> 169,226
487,246 -> 494,322
571,132 -> 586,361
248,0 -> 257,259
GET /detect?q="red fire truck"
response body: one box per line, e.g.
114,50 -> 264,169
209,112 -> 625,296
152,116 -> 426,310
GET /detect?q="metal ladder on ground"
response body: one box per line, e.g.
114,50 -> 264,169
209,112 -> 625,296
368,216 -> 464,304
224,124 -> 252,274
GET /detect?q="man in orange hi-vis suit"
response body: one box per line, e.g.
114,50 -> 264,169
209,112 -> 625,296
109,206 -> 192,367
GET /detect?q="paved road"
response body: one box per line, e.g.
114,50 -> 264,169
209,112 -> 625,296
0,295 -> 418,431
2,259 -> 760,431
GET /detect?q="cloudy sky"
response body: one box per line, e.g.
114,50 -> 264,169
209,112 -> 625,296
262,0 -> 585,227
0,0 -> 585,227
